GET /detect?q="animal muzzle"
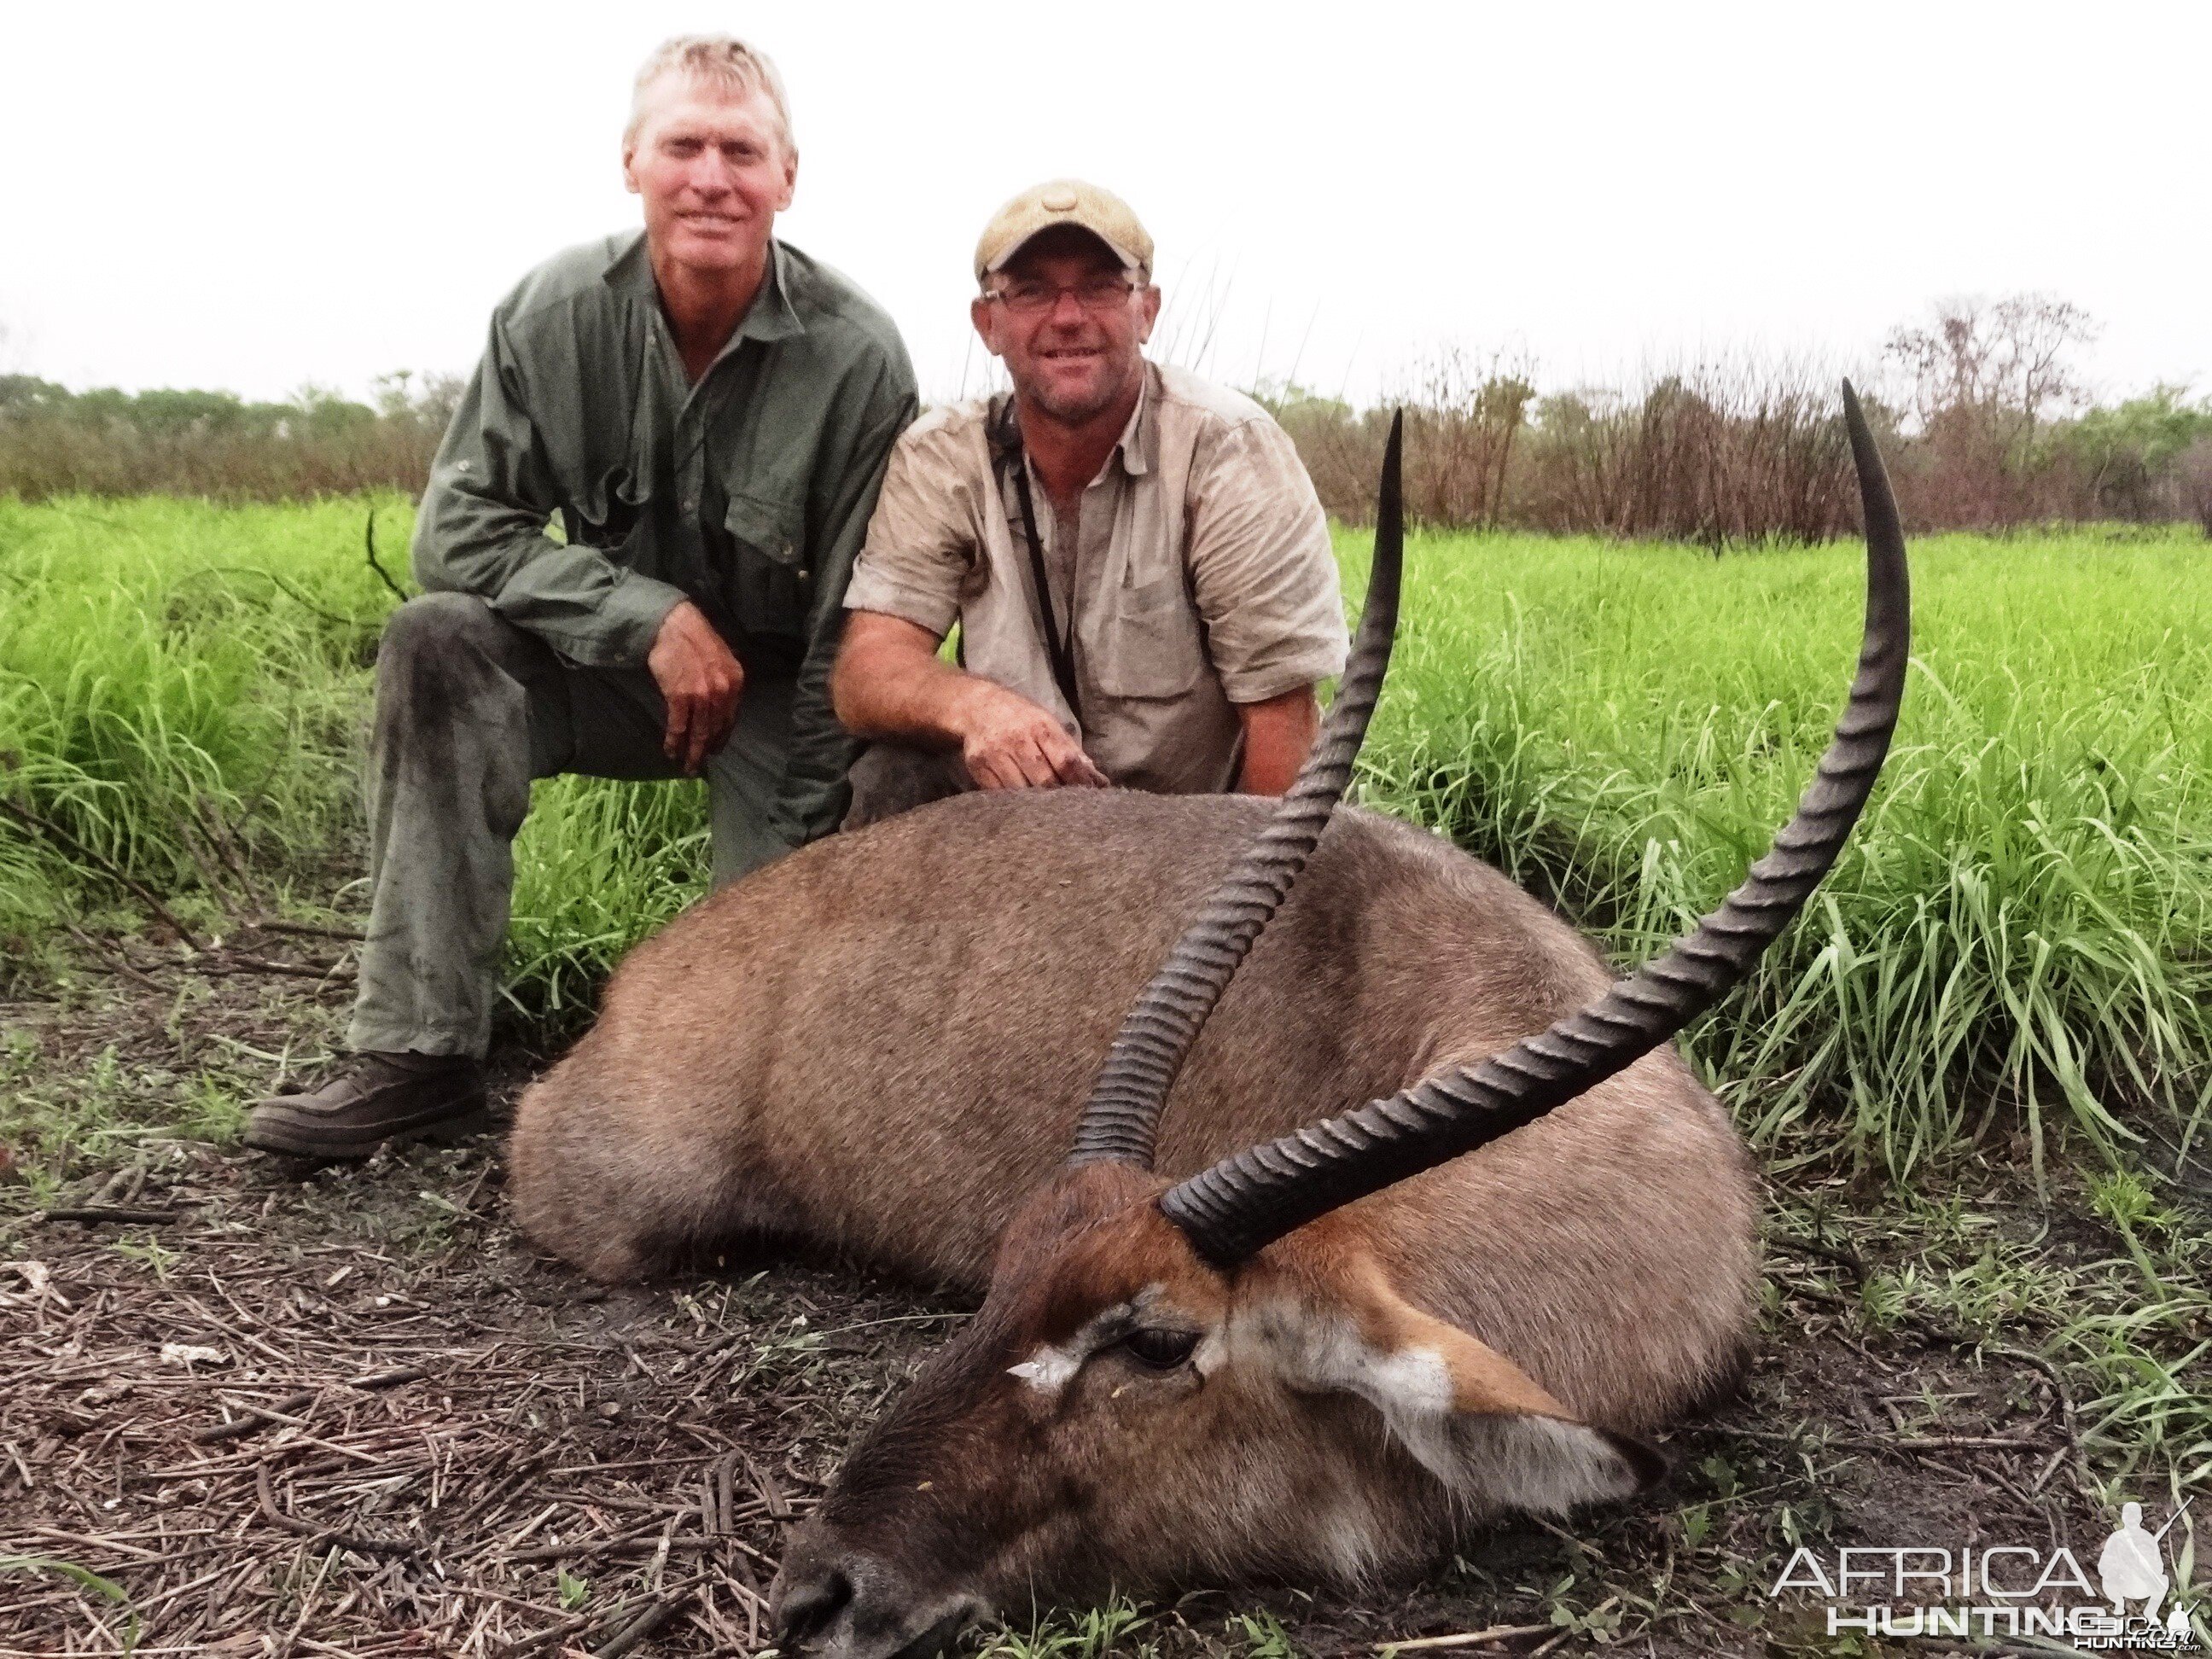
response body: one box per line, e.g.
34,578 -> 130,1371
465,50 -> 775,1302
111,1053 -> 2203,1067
771,1534 -> 988,1659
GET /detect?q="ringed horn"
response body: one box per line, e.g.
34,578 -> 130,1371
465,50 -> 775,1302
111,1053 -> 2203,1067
1079,381 -> 1908,1263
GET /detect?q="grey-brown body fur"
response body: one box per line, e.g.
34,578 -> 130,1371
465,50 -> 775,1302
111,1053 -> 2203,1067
511,788 -> 1758,1436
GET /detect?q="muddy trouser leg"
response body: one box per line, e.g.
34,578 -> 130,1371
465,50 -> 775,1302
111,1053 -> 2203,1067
346,593 -> 800,1059
840,741 -> 975,831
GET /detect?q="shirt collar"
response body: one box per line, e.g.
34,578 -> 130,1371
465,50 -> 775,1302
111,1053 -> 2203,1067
1110,360 -> 1161,478
605,230 -> 806,346
741,242 -> 807,343
991,358 -> 1161,487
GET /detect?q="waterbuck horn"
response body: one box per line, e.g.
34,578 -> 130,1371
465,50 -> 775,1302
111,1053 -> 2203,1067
1067,411 -> 1406,1167
1159,381 -> 1910,1264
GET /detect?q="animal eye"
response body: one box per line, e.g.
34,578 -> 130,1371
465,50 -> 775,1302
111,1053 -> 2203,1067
1119,1328 -> 1199,1371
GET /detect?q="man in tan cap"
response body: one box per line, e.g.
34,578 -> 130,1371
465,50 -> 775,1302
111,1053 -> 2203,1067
830,180 -> 1346,811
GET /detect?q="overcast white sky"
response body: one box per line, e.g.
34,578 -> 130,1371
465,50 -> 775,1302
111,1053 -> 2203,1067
4,0 -> 2205,409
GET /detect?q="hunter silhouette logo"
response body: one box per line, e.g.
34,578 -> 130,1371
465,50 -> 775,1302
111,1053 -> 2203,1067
2098,1499 -> 2195,1634
1767,1496 -> 2200,1650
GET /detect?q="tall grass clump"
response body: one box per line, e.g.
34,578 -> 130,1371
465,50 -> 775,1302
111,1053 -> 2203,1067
1350,526 -> 2212,1179
504,777 -> 707,1027
0,497 -> 398,969
13,494 -> 2212,1173
0,497 -> 710,1020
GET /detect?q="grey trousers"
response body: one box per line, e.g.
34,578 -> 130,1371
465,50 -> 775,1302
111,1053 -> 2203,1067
347,592 -> 797,1060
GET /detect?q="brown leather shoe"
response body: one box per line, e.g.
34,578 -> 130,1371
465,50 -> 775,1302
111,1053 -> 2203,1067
245,1051 -> 489,1160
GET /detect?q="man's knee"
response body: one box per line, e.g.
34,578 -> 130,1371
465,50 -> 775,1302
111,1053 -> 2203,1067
379,591 -> 507,667
368,594 -> 543,830
373,592 -> 533,724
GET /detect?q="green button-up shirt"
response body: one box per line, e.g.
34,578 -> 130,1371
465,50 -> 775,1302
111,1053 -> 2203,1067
412,230 -> 918,843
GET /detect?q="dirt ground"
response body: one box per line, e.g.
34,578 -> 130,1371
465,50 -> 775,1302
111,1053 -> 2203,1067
0,928 -> 2142,1658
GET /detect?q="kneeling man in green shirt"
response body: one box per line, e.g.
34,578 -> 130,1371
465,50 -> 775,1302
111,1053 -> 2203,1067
247,35 -> 917,1160
834,180 -> 1347,818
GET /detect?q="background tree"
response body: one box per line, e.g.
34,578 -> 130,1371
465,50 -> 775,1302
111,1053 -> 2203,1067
1882,294 -> 2099,526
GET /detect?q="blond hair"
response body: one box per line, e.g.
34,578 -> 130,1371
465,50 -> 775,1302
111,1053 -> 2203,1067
624,34 -> 795,155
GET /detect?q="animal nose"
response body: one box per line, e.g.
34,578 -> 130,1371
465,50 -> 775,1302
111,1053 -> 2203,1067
771,1543 -> 978,1659
775,1562 -> 854,1650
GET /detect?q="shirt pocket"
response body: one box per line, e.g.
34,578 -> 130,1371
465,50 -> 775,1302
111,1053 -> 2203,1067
722,491 -> 811,640
1090,573 -> 1206,698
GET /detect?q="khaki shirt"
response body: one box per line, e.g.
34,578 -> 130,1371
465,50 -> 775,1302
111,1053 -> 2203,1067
844,363 -> 1347,794
413,232 -> 917,843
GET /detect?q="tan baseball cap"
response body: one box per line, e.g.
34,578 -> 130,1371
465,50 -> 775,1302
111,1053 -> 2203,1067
973,179 -> 1154,283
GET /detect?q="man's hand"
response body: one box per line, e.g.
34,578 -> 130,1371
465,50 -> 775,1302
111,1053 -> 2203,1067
647,601 -> 745,776
832,610 -> 1109,791
953,678 -> 1111,791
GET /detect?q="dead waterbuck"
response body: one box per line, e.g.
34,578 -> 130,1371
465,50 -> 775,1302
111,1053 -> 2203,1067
509,388 -> 1909,1657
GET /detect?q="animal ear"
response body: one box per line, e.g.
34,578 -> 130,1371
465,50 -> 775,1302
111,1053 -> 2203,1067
1269,1260 -> 1667,1516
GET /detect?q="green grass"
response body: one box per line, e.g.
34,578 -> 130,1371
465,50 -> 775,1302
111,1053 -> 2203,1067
0,1026 -> 259,1206
975,1599 -> 1150,1659
5,495 -> 2211,1181
1817,1178 -> 2212,1488
1348,523 -> 2212,1179
3,494 -> 2207,1647
0,495 -> 389,964
0,495 -> 708,1021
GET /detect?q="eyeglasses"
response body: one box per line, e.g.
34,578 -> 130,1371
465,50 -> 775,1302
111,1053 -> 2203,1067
984,276 -> 1142,316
